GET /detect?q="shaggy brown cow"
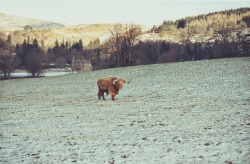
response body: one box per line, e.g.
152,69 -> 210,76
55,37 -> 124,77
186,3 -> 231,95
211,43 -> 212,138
97,77 -> 126,101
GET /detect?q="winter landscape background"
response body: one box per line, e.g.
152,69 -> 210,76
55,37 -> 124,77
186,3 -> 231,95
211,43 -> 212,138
1,1 -> 250,163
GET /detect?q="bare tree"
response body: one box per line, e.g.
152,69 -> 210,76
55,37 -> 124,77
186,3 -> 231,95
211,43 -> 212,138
124,24 -> 142,65
71,59 -> 82,72
110,24 -> 123,67
109,24 -> 141,67
25,49 -> 45,77
0,50 -> 18,79
55,57 -> 67,68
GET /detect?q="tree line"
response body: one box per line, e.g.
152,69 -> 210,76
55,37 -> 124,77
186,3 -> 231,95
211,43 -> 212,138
1,8 -> 250,79
103,31 -> 249,67
1,24 -> 249,79
0,35 -> 92,79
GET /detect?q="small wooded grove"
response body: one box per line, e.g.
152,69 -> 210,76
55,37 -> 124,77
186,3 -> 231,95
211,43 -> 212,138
0,8 -> 250,79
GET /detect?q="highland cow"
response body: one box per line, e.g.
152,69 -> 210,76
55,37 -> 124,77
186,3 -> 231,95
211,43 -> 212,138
97,77 -> 126,101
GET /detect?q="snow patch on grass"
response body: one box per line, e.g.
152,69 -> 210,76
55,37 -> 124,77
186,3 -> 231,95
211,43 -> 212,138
0,57 -> 249,163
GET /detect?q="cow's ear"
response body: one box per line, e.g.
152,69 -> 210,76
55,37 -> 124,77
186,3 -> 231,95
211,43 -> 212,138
123,79 -> 126,83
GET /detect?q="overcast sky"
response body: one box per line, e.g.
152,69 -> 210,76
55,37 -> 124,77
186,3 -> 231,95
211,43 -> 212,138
0,0 -> 249,27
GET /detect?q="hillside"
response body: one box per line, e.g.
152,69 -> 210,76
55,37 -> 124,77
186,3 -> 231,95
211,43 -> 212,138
10,23 -> 119,48
0,12 -> 149,48
1,22 -> 149,48
1,8 -> 249,49
153,7 -> 250,43
0,57 -> 249,163
0,13 -> 65,30
0,13 -> 42,30
0,12 -> 66,46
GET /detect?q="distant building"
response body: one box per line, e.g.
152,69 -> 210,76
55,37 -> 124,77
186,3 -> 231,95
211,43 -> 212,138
100,53 -> 111,60
71,57 -> 92,72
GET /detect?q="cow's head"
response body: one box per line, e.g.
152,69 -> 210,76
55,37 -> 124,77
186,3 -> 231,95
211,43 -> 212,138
113,78 -> 126,89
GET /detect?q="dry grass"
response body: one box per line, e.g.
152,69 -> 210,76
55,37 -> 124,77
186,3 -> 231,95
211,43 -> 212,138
0,12 -> 151,48
4,23 -> 150,48
5,24 -> 117,48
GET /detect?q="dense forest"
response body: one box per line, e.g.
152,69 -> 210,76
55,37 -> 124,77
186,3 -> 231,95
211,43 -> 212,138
153,8 -> 250,39
0,8 -> 250,79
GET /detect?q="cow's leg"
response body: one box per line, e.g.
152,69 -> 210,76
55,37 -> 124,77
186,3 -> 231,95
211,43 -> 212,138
98,90 -> 101,100
108,87 -> 117,101
102,91 -> 106,100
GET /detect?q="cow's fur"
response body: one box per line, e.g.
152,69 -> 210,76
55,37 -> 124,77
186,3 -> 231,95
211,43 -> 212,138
97,77 -> 126,101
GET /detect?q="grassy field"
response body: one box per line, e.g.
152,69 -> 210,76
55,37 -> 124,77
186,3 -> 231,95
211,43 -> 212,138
0,57 -> 249,163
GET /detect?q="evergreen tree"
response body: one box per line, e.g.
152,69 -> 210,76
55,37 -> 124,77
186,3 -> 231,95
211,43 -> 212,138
93,38 -> 100,48
177,19 -> 186,29
19,39 -> 28,66
41,40 -> 45,48
96,49 -> 101,62
65,40 -> 70,51
22,39 -> 27,52
15,43 -> 22,68
7,35 -> 11,45
72,39 -> 83,52
242,16 -> 250,26
88,41 -> 93,49
55,39 -> 59,48
146,43 -> 159,63
47,47 -> 54,63
47,47 -> 52,53
184,43 -> 193,60
24,25 -> 33,31
160,41 -> 170,54
52,40 -> 60,62
60,39 -> 65,49
32,38 -> 39,50
15,44 -> 20,54
151,25 -> 158,33
79,39 -> 83,50
27,36 -> 30,44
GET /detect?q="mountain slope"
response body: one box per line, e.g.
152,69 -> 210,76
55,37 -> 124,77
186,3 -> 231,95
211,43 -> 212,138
0,12 -> 65,30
